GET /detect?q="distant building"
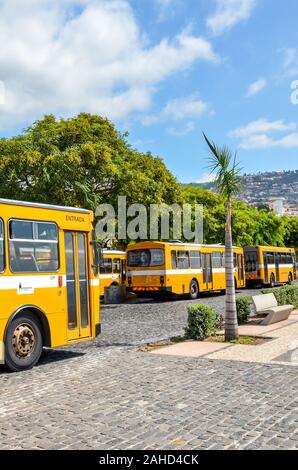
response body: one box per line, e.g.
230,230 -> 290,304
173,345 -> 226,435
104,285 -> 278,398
270,198 -> 285,216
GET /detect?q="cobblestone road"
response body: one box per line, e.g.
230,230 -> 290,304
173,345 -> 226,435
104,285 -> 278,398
1,289 -> 297,450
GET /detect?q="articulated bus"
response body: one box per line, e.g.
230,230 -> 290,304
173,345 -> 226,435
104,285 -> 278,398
244,245 -> 296,287
0,198 -> 100,371
126,241 -> 245,299
99,250 -> 127,297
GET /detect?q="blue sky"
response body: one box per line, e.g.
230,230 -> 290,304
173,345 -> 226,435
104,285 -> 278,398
0,0 -> 297,183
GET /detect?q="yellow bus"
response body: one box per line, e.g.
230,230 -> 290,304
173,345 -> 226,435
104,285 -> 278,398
244,245 -> 296,287
99,250 -> 127,297
0,198 -> 100,371
126,241 -> 245,299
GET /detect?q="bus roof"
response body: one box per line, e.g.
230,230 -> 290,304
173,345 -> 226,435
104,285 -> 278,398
244,245 -> 295,252
0,198 -> 91,214
127,241 -> 241,249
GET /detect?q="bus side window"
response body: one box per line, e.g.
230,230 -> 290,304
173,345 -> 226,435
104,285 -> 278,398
212,252 -> 221,268
0,219 -> 4,273
177,251 -> 189,269
171,251 -> 177,269
100,258 -> 112,274
190,251 -> 201,269
9,220 -> 59,273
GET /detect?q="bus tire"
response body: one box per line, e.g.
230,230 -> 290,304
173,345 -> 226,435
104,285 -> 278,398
4,312 -> 43,372
189,279 -> 199,300
270,273 -> 275,288
288,272 -> 293,285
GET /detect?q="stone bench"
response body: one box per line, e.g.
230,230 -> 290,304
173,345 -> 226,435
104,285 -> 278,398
252,293 -> 294,326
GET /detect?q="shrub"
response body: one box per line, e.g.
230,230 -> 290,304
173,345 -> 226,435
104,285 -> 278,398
185,304 -> 221,341
262,285 -> 298,309
236,296 -> 252,324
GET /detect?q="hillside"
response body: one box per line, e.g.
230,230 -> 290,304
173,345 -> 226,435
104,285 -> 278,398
189,170 -> 298,216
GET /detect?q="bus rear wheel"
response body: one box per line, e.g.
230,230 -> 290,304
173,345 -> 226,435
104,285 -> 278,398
189,279 -> 199,300
4,312 -> 43,372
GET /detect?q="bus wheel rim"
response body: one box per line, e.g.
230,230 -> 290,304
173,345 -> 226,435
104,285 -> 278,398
12,324 -> 36,359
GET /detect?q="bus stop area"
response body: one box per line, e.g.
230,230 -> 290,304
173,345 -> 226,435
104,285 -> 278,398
1,287 -> 298,450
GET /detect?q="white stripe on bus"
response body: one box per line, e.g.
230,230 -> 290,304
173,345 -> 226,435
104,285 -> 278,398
0,275 -> 100,289
127,268 -> 237,276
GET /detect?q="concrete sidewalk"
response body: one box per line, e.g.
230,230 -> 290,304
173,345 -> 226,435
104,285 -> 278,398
150,311 -> 298,366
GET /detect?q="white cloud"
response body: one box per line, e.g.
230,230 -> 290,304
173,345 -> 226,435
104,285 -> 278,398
239,132 -> 298,149
0,0 -> 217,130
207,0 -> 257,36
245,78 -> 267,97
164,96 -> 209,120
230,119 -> 296,138
142,95 -> 210,126
230,118 -> 298,149
280,47 -> 298,77
196,173 -> 216,183
155,0 -> 175,21
167,121 -> 195,137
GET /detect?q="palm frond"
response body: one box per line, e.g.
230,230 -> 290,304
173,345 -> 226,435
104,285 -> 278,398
203,132 -> 242,198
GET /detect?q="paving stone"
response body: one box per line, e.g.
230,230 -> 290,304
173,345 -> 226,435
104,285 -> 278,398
0,289 -> 297,450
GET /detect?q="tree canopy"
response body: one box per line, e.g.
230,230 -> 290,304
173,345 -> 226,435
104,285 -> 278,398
0,113 -> 180,210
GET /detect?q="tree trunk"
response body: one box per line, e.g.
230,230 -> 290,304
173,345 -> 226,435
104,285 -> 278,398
224,198 -> 239,341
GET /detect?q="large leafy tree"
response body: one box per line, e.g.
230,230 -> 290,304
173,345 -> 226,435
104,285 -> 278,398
0,113 -> 180,210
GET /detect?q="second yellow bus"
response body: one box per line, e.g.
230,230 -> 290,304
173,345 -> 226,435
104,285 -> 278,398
126,241 -> 245,299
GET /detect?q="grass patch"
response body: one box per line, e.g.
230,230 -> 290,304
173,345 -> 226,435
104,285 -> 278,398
229,336 -> 256,345
207,335 -> 272,346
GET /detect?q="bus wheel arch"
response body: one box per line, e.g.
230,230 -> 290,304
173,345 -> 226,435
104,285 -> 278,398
5,305 -> 51,348
189,278 -> 199,300
3,307 -> 48,372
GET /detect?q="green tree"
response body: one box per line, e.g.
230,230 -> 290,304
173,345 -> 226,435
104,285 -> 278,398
0,114 -> 180,211
203,133 -> 242,341
283,216 -> 298,251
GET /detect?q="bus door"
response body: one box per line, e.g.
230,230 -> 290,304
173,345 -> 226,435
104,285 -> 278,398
237,254 -> 245,287
202,253 -> 213,290
65,232 -> 91,341
264,253 -> 269,284
274,253 -> 280,282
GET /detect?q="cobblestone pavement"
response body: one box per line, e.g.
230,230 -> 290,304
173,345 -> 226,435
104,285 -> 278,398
1,288 -> 297,450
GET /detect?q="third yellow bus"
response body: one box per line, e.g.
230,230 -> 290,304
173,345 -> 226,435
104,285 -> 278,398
244,245 -> 296,287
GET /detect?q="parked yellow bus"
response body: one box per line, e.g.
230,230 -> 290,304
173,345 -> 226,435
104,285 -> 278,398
126,241 -> 245,299
0,198 -> 100,371
99,250 -> 126,297
244,245 -> 296,287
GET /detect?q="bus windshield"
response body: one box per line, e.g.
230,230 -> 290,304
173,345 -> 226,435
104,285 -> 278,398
127,249 -> 164,267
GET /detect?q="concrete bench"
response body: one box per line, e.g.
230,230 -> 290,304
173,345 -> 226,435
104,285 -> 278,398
252,293 -> 294,326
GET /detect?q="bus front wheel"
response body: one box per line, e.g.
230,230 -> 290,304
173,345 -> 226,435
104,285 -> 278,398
4,312 -> 43,372
189,279 -> 199,300
288,273 -> 293,285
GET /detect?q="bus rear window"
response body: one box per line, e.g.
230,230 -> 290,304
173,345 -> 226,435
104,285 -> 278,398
127,249 -> 164,267
245,251 -> 258,273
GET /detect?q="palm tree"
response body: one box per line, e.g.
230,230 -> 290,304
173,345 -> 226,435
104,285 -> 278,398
203,133 -> 242,341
